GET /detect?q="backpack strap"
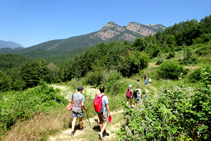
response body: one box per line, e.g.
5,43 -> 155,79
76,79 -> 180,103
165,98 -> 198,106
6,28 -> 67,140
100,94 -> 104,98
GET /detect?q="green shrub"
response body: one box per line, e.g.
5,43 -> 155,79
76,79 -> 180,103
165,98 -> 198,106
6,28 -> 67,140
188,66 -> 211,83
84,70 -> 103,86
158,61 -> 188,79
179,56 -> 198,65
156,59 -> 163,65
0,81 -> 66,136
195,45 -> 211,56
166,51 -> 175,59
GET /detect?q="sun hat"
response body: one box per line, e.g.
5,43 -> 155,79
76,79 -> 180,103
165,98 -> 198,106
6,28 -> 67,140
129,85 -> 132,87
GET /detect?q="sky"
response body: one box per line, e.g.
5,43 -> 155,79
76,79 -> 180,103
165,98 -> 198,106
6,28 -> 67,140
0,0 -> 211,47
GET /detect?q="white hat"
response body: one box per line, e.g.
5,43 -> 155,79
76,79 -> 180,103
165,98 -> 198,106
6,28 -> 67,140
129,85 -> 132,87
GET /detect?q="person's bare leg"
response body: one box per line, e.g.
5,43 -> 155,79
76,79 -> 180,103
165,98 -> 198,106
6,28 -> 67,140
99,121 -> 103,131
127,98 -> 129,104
72,117 -> 77,132
79,117 -> 83,129
130,99 -> 132,107
97,115 -> 100,124
100,122 -> 108,134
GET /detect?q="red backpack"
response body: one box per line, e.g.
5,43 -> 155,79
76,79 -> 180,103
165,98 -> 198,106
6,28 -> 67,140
94,94 -> 104,113
126,88 -> 131,98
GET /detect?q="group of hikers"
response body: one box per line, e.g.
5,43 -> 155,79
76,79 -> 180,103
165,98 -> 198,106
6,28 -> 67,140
137,75 -> 151,86
68,76 -> 148,140
68,85 -> 110,140
126,84 -> 146,108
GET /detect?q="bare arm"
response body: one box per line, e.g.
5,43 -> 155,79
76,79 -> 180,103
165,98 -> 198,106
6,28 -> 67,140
81,102 -> 87,110
106,104 -> 110,115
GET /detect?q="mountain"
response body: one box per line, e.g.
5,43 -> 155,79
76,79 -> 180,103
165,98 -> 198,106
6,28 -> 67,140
0,21 -> 166,58
126,22 -> 166,36
0,40 -> 24,49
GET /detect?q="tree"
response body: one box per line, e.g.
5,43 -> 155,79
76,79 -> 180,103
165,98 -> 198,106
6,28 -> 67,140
132,38 -> 147,52
0,70 -> 11,91
20,61 -> 41,87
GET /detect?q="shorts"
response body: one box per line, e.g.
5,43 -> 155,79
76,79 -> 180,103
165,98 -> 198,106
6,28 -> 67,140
126,96 -> 133,99
134,97 -> 141,103
137,80 -> 139,82
149,82 -> 151,83
71,111 -> 83,118
98,112 -> 108,123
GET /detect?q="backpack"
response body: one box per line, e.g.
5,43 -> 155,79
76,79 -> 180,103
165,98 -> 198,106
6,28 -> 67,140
133,89 -> 138,97
93,94 -> 104,113
126,88 -> 131,98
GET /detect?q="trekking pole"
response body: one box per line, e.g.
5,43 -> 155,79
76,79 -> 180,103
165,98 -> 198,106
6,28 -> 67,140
85,109 -> 91,128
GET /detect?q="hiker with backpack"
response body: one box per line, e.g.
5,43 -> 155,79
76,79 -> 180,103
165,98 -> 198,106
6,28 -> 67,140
137,76 -> 140,83
133,85 -> 142,105
143,91 -> 146,101
126,85 -> 133,108
68,86 -> 87,136
94,86 -> 110,140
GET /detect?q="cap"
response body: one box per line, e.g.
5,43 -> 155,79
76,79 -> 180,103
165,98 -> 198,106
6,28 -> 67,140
129,85 -> 132,87
77,86 -> 84,90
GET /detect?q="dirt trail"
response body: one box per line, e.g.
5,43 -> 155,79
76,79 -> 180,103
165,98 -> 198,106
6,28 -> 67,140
48,110 -> 123,141
49,81 -> 157,141
49,84 -> 123,141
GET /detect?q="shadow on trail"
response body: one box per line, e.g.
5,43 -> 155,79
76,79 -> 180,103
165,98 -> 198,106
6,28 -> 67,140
92,125 -> 101,132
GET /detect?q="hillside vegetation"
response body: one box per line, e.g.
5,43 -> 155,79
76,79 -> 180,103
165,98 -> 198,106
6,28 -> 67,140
0,15 -> 211,140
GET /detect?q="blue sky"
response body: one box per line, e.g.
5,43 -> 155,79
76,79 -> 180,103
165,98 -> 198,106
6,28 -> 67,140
0,0 -> 211,47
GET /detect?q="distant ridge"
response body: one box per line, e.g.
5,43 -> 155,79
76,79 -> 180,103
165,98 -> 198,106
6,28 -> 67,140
0,21 -> 166,58
0,40 -> 24,49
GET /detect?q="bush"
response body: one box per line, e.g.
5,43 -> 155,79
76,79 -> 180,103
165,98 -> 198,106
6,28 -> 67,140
179,56 -> 198,65
0,81 -> 66,136
84,69 -> 103,86
166,51 -> 175,59
195,45 -> 211,56
188,66 -> 211,83
156,59 -> 163,65
158,61 -> 188,79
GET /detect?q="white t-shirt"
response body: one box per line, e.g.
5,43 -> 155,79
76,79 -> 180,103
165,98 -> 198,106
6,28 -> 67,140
149,79 -> 151,82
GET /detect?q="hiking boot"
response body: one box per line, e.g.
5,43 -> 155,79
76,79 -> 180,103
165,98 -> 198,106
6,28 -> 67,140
70,131 -> 75,136
80,126 -> 86,131
98,132 -> 103,140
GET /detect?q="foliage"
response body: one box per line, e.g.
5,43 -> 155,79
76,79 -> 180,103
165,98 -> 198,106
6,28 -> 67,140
118,51 -> 149,77
0,54 -> 30,74
117,70 -> 211,140
156,59 -> 163,65
158,61 -> 188,79
131,38 -> 147,51
188,66 -> 211,83
166,51 -> 175,59
195,45 -> 211,56
0,81 -> 66,136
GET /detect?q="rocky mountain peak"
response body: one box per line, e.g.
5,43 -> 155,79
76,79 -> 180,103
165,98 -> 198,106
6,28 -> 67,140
94,22 -> 126,40
126,22 -> 156,36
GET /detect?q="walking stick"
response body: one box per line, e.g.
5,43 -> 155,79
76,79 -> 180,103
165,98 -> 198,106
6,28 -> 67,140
85,109 -> 91,128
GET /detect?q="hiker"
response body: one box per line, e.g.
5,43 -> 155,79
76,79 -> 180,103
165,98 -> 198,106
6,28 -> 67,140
69,86 -> 87,136
144,75 -> 146,80
133,85 -> 142,105
137,76 -> 140,83
144,75 -> 148,86
97,86 -> 110,140
143,91 -> 146,101
149,77 -> 151,85
126,85 -> 133,108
